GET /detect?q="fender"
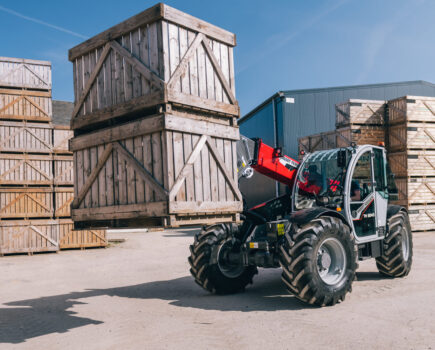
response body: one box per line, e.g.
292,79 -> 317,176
387,204 -> 407,219
290,207 -> 349,226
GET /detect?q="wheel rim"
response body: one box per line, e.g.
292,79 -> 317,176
401,226 -> 410,261
217,240 -> 244,278
316,237 -> 347,286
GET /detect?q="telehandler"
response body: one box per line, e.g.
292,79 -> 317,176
189,138 -> 412,306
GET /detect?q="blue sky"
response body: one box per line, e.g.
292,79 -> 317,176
0,0 -> 434,115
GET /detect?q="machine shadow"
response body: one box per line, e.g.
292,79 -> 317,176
0,271 -> 309,344
356,271 -> 385,281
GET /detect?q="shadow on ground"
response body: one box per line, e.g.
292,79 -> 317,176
0,269 -> 385,344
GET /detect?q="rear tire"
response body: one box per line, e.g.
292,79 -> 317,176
376,211 -> 412,277
188,223 -> 257,294
279,216 -> 358,307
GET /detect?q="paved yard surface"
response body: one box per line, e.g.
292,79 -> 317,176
0,228 -> 434,350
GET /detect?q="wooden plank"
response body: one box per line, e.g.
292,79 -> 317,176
73,144 -> 113,208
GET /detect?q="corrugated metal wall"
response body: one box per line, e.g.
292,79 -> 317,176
239,81 -> 435,206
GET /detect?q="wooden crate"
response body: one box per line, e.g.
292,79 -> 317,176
391,177 -> 435,207
388,122 -> 435,152
58,219 -> 107,249
388,96 -> 435,125
298,130 -> 337,154
68,3 -> 238,131
0,89 -> 52,122
0,120 -> 53,153
53,126 -> 73,154
53,155 -> 74,186
0,219 -> 59,255
54,187 -> 74,217
336,99 -> 386,127
0,57 -> 51,90
336,125 -> 385,148
0,188 -> 53,219
388,150 -> 435,177
0,154 -> 53,186
69,112 -> 242,228
408,205 -> 435,232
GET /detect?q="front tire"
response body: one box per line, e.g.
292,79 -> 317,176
188,223 -> 257,294
376,210 -> 412,277
279,216 -> 358,307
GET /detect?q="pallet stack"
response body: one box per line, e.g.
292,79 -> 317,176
0,57 -> 59,255
0,57 -> 106,255
298,99 -> 386,154
69,3 -> 243,229
387,96 -> 435,232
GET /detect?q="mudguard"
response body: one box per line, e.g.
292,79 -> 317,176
387,204 -> 406,219
290,207 -> 349,226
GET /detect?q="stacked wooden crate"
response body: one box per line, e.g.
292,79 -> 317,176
0,57 -> 59,254
69,3 -> 243,229
0,57 -> 106,254
387,96 -> 435,232
298,99 -> 386,155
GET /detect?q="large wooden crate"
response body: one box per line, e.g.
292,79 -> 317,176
53,126 -> 73,154
298,130 -> 337,154
388,96 -> 435,125
388,150 -> 435,177
0,154 -> 53,185
408,205 -> 435,232
0,89 -> 52,122
53,155 -> 74,186
392,177 -> 435,207
70,113 -> 242,228
336,125 -> 385,148
58,219 -> 107,249
0,57 -> 51,90
388,122 -> 435,152
336,99 -> 386,127
0,188 -> 53,219
68,3 -> 238,131
0,219 -> 59,255
0,120 -> 53,153
54,187 -> 74,217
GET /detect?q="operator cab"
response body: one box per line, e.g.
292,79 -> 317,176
293,145 -> 396,244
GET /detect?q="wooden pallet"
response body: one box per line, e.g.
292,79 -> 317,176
68,3 -> 238,132
0,187 -> 53,219
388,122 -> 435,152
0,89 -> 52,122
53,126 -> 73,154
408,205 -> 435,232
336,99 -> 386,127
388,96 -> 435,125
0,219 -> 59,255
298,130 -> 337,154
54,187 -> 74,217
58,219 -> 107,249
388,150 -> 435,177
0,153 -> 53,186
391,177 -> 435,206
0,57 -> 51,90
69,112 -> 242,228
336,125 -> 385,148
0,120 -> 53,153
53,155 -> 74,186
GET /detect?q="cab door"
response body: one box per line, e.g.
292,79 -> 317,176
347,149 -> 378,242
372,148 -> 388,235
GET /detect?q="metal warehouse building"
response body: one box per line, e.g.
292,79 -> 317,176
238,80 -> 435,206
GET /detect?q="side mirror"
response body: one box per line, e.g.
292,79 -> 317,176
337,149 -> 347,168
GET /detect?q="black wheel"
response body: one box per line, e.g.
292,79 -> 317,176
188,223 -> 257,294
279,216 -> 358,307
376,210 -> 412,277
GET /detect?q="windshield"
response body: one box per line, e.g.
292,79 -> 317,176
294,149 -> 348,210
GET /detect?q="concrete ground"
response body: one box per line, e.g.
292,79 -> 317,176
0,228 -> 434,350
